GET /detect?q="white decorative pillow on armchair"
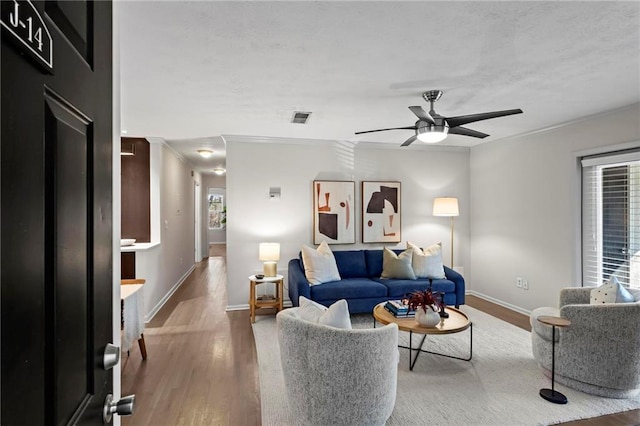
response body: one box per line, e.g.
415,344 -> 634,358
590,275 -> 635,304
298,296 -> 352,329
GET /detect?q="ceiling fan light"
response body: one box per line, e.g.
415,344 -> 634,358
417,124 -> 449,143
197,149 -> 214,158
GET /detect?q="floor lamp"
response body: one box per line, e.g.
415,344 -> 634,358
433,197 -> 459,268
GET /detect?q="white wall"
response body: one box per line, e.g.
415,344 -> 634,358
469,103 -> 640,313
134,144 -> 198,320
226,138 -> 470,309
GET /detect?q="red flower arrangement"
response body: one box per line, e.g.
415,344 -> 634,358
407,289 -> 440,313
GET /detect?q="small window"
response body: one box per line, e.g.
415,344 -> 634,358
208,191 -> 225,230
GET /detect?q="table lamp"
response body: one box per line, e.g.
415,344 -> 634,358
433,197 -> 459,268
259,243 -> 280,277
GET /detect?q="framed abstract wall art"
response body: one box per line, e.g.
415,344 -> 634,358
362,181 -> 401,243
313,180 -> 356,244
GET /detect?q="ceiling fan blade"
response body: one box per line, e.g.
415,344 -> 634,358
446,109 -> 523,128
408,106 -> 435,124
355,126 -> 415,135
448,126 -> 489,139
401,135 -> 417,147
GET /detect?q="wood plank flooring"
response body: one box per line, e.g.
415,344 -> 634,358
122,254 -> 640,425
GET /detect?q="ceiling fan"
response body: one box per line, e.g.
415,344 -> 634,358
355,90 -> 523,146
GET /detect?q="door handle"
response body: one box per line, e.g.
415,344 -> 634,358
103,394 -> 135,423
103,343 -> 120,370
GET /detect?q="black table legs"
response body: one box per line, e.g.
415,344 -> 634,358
539,325 -> 568,404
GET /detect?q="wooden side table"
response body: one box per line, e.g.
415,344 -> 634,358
249,274 -> 284,323
537,315 -> 571,404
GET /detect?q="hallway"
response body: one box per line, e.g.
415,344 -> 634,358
121,253 -> 260,425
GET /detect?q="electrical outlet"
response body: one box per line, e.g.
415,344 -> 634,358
516,277 -> 523,288
523,280 -> 529,290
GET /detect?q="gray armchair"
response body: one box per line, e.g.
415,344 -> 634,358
277,308 -> 398,426
530,287 -> 640,398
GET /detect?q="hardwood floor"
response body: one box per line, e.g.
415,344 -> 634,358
122,257 -> 640,425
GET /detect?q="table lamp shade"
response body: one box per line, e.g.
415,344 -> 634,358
433,197 -> 459,216
259,243 -> 280,277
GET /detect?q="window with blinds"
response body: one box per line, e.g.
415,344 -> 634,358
582,150 -> 640,288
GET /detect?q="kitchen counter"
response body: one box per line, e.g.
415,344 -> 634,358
120,242 -> 160,252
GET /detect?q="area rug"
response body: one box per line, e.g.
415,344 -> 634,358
252,306 -> 640,425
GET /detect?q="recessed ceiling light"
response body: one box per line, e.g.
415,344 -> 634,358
213,167 -> 226,175
198,149 -> 214,158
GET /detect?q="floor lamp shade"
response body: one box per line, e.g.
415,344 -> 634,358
433,197 -> 459,268
259,243 -> 280,277
432,197 -> 459,217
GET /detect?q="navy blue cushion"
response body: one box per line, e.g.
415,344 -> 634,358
310,278 -> 388,300
375,278 -> 455,298
332,250 -> 368,278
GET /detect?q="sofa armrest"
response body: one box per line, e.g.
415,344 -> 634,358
559,287 -> 592,307
444,266 -> 465,306
287,258 -> 310,306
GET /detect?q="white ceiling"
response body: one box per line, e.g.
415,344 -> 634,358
119,1 -> 640,172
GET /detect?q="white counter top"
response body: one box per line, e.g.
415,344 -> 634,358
120,242 -> 161,252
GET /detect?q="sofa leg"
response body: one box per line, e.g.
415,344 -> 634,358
455,304 -> 459,309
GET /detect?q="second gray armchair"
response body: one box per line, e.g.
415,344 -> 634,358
530,287 -> 640,398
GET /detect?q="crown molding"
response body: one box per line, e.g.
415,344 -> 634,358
221,134 -> 469,152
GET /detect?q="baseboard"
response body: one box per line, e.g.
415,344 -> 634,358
226,303 -> 249,311
209,242 -> 226,245
226,300 -> 292,311
465,290 -> 532,316
145,264 -> 196,322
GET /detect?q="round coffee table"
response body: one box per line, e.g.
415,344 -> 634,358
373,302 -> 472,370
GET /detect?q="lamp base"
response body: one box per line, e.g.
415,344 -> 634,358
539,388 -> 567,404
263,262 -> 277,277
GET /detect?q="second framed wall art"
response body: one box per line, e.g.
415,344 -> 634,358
362,181 -> 401,243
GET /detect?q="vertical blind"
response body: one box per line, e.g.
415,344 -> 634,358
582,150 -> 640,288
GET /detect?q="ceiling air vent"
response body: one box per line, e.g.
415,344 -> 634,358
291,111 -> 311,124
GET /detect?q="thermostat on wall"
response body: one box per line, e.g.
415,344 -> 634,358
269,187 -> 281,199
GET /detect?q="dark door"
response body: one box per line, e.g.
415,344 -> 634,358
2,1 -> 113,424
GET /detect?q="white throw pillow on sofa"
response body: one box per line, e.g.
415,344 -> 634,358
407,241 -> 446,279
298,296 -> 352,329
301,241 -> 341,285
590,275 -> 635,304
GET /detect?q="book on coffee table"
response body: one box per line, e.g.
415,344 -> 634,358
384,300 -> 416,317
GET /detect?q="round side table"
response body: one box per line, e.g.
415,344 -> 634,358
248,274 -> 284,323
537,315 -> 571,404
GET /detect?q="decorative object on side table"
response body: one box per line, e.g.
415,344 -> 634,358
407,289 -> 441,327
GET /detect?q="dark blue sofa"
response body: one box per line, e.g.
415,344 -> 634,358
288,249 -> 465,314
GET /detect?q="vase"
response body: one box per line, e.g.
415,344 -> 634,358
415,306 -> 440,327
